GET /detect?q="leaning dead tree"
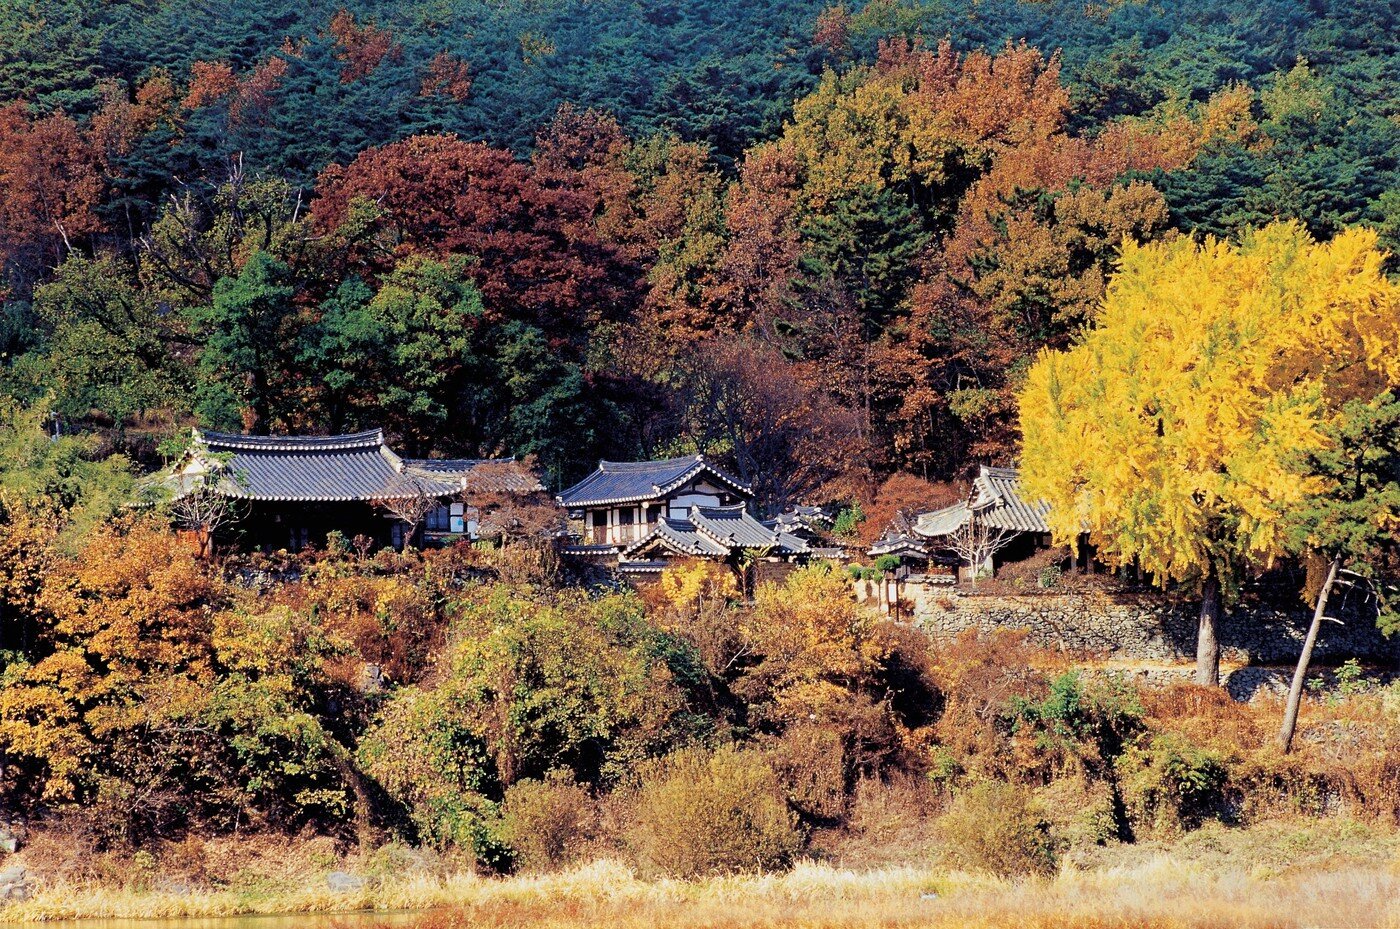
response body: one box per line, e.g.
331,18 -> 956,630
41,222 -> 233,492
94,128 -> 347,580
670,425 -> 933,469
947,514 -> 1017,587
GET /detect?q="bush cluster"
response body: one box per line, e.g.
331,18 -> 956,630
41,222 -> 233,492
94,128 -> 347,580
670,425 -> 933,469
939,781 -> 1056,877
4,522 -> 1399,883
623,746 -> 801,878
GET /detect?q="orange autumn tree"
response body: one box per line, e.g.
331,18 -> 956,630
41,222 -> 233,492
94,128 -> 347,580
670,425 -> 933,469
735,564 -> 920,789
329,9 -> 401,83
420,52 -> 472,101
0,521 -> 219,801
884,75 -> 1258,466
312,133 -> 634,338
0,104 -> 102,280
0,519 -> 355,838
1019,223 -> 1400,686
702,39 -> 1260,477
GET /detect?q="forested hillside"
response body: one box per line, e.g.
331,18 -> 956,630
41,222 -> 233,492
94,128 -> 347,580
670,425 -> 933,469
2,0 -> 1397,500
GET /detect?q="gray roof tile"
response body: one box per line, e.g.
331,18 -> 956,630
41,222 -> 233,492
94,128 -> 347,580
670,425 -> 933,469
911,466 -> 1050,539
622,504 -> 807,560
404,457 -> 544,494
691,504 -> 781,549
627,516 -> 731,558
191,429 -> 458,502
558,455 -> 750,507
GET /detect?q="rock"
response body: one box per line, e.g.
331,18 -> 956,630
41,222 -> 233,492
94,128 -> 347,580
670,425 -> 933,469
0,864 -> 32,902
357,663 -> 385,694
0,823 -> 26,855
326,870 -> 367,893
154,875 -> 197,896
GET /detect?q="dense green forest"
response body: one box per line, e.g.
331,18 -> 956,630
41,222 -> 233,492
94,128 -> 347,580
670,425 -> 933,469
1,0 -> 1398,500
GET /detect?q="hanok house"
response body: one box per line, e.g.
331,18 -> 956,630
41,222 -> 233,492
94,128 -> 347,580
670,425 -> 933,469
867,531 -> 931,570
908,465 -> 1052,580
767,504 -> 851,562
619,504 -> 811,580
556,455 -> 808,579
168,428 -> 538,551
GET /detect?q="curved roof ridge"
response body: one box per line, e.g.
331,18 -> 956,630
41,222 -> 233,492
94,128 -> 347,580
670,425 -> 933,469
623,515 -> 728,559
689,504 -> 778,550
406,455 -> 518,470
691,502 -> 748,516
195,428 -> 386,452
559,454 -> 749,507
598,454 -> 702,472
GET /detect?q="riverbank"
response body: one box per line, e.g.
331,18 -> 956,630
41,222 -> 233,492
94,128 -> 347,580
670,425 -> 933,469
6,819 -> 1400,927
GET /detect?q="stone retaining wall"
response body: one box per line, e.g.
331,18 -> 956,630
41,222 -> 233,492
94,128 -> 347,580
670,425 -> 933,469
854,580 -> 1399,666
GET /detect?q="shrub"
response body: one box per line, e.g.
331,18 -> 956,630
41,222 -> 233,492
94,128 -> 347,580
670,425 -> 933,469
873,554 -> 903,573
358,588 -> 707,858
938,780 -> 1056,877
624,746 -> 801,877
649,559 -> 739,614
1007,672 -> 1143,777
1117,734 -> 1227,835
832,502 -> 864,538
766,724 -> 848,821
498,772 -> 596,872
356,686 -> 495,850
1336,658 -> 1367,697
1035,777 -> 1120,848
926,630 -> 1062,783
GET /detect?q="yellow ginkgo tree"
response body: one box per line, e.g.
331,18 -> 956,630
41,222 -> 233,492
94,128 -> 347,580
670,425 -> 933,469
1018,222 -> 1400,686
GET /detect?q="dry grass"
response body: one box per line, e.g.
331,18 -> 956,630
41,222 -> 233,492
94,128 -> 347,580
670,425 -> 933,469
368,858 -> 1400,929
10,832 -> 1400,927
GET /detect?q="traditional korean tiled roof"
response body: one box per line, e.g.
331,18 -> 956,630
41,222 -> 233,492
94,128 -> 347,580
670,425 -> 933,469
774,530 -> 813,557
912,465 -> 1050,539
869,532 -> 929,557
404,457 -> 544,494
691,504 -> 783,549
630,516 -> 731,558
769,504 -> 834,537
912,501 -> 972,538
618,560 -> 670,573
557,454 -> 750,508
973,466 -> 1052,532
622,504 -> 810,560
185,429 -> 459,502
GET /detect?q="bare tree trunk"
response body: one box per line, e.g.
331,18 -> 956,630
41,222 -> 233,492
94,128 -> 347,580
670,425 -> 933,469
1278,554 -> 1342,754
330,746 -> 381,849
1196,570 -> 1223,686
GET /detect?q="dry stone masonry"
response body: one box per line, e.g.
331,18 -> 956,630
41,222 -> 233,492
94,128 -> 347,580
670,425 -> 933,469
856,581 -> 1398,666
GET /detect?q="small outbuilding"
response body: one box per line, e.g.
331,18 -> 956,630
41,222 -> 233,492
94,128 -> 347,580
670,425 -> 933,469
908,465 -> 1052,580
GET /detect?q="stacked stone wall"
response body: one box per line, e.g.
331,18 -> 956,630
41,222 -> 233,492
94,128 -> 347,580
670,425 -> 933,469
854,580 -> 1398,666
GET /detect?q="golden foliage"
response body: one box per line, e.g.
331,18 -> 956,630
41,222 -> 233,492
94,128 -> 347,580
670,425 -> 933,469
0,520 -> 218,800
740,565 -> 890,724
1020,222 -> 1400,582
653,558 -> 739,612
624,745 -> 801,877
